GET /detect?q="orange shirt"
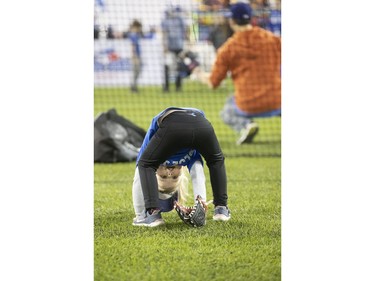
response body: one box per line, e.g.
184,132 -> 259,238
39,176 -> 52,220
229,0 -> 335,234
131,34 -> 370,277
209,27 -> 281,114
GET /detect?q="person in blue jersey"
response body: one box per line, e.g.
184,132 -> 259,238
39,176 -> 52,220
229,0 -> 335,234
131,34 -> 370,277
161,7 -> 187,92
128,19 -> 155,93
132,107 -> 231,227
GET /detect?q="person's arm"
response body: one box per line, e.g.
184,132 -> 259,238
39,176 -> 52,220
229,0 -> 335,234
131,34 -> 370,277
194,43 -> 230,89
208,44 -> 230,88
194,67 -> 214,89
189,161 -> 207,202
132,167 -> 146,221
161,20 -> 169,53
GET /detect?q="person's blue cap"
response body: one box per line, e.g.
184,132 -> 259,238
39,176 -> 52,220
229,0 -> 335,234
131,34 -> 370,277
224,2 -> 252,21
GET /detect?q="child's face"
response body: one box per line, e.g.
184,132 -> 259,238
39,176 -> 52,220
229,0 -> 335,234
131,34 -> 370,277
156,165 -> 182,180
156,165 -> 182,194
130,26 -> 138,32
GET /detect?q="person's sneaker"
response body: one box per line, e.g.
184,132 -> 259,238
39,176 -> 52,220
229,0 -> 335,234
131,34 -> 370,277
130,86 -> 139,93
132,209 -> 165,227
236,122 -> 259,145
213,206 -> 231,221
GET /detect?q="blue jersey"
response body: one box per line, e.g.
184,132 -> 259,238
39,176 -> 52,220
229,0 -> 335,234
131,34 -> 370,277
268,9 -> 281,37
136,107 -> 205,170
128,31 -> 155,57
128,32 -> 141,57
161,15 -> 186,52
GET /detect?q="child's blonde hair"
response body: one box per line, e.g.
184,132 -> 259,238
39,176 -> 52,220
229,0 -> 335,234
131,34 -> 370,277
156,166 -> 189,205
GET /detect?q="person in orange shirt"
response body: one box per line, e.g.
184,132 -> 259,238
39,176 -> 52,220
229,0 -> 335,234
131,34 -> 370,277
198,2 -> 281,145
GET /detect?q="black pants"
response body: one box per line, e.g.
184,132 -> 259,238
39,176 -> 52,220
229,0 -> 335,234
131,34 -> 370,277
138,111 -> 228,209
163,50 -> 182,91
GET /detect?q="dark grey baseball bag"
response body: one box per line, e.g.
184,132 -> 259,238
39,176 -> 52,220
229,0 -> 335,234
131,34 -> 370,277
94,108 -> 146,163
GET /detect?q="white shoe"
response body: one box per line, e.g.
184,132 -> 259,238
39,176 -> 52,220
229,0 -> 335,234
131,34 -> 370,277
213,206 -> 231,221
132,210 -> 165,227
236,122 -> 259,145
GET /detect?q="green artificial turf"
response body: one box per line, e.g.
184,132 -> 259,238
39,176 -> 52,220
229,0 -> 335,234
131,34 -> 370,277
94,80 -> 281,157
94,157 -> 281,281
94,80 -> 281,280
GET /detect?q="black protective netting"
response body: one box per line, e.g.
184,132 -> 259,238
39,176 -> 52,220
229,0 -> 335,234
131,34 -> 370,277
94,0 -> 281,157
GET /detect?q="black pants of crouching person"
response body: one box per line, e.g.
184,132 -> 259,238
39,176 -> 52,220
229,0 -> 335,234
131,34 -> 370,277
138,110 -> 228,210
